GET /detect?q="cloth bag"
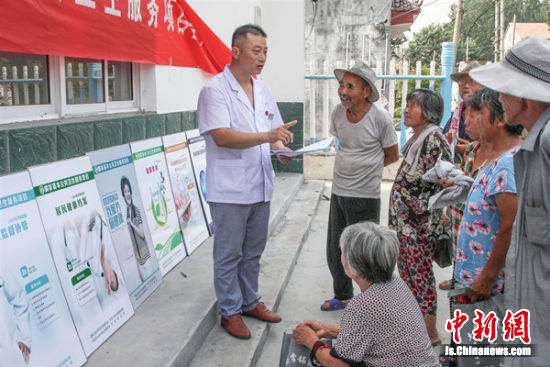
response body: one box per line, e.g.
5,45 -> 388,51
279,332 -> 332,367
450,292 -> 506,367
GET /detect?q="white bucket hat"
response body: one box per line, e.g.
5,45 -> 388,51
334,61 -> 380,102
450,61 -> 483,82
469,36 -> 550,103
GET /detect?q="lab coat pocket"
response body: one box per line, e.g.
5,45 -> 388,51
214,159 -> 245,195
524,205 -> 550,247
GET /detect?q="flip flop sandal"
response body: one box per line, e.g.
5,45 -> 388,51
320,298 -> 348,311
439,280 -> 452,290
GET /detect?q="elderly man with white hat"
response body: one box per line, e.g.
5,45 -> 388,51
470,36 -> 550,367
321,61 -> 399,311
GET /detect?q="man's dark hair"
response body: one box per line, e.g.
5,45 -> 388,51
231,24 -> 267,47
465,88 -> 484,111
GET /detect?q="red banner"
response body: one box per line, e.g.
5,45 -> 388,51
0,0 -> 231,74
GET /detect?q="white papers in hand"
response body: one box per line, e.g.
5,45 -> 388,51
271,137 -> 333,157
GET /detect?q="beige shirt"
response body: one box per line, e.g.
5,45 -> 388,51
330,103 -> 397,198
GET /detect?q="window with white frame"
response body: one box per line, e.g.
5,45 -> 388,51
0,51 -> 50,106
0,51 -> 138,123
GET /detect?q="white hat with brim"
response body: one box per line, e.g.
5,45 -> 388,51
334,61 -> 380,102
469,37 -> 550,103
450,61 -> 483,82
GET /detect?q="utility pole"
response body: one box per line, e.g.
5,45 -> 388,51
453,0 -> 464,60
494,0 -> 500,62
500,0 -> 505,59
512,14 -> 517,48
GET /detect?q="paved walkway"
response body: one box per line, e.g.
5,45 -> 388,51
257,181 -> 452,365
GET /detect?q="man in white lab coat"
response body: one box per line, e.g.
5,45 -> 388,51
197,24 -> 295,339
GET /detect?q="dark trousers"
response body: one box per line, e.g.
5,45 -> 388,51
327,194 -> 380,300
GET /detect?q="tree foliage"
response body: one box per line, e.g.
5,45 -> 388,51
404,0 -> 550,64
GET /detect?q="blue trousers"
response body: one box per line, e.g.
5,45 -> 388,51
210,201 -> 270,318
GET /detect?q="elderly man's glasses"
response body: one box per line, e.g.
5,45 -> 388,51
458,78 -> 475,86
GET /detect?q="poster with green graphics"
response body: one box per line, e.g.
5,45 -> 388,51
163,132 -> 210,255
0,171 -> 87,367
88,144 -> 163,309
28,156 -> 134,357
130,137 -> 186,276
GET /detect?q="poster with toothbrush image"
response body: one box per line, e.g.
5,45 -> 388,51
130,137 -> 186,275
163,132 -> 210,255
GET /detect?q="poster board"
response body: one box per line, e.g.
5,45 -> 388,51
163,133 -> 210,255
0,171 -> 87,367
130,137 -> 186,275
186,129 -> 213,234
88,145 -> 163,309
28,156 -> 134,356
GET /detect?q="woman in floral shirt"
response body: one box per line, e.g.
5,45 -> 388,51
389,89 -> 452,345
454,88 -> 523,302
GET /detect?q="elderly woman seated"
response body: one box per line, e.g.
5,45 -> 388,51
293,222 -> 439,367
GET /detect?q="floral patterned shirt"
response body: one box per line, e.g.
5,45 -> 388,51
454,146 -> 519,294
389,130 -> 452,240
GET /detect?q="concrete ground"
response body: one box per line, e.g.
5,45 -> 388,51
86,174 -> 453,366
256,181 -> 453,366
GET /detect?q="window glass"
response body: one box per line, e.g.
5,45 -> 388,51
0,52 -> 49,106
108,61 -> 132,101
65,57 -> 104,104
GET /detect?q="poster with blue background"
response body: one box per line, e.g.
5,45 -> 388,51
28,156 -> 134,356
0,171 -> 87,367
88,144 -> 163,309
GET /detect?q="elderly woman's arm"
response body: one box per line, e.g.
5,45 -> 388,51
293,324 -> 350,367
468,192 -> 517,303
299,320 -> 341,339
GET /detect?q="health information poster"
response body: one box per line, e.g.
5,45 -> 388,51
88,145 -> 163,309
0,171 -> 87,367
130,137 -> 186,275
163,132 -> 210,255
28,156 -> 134,356
186,129 -> 213,234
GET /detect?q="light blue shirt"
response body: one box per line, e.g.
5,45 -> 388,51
197,66 -> 283,204
454,146 -> 519,295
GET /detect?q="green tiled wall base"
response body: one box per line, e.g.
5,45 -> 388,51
275,102 -> 304,173
1,103 -> 303,175
1,111 -> 196,175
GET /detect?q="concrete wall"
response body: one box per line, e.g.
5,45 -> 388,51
188,0 -> 305,103
1,1 -> 305,175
